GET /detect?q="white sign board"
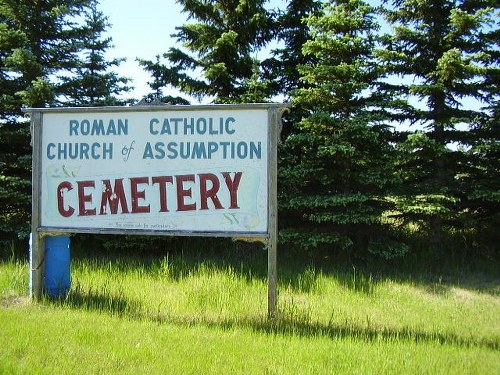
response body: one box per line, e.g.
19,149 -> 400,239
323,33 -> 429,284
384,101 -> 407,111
35,105 -> 276,236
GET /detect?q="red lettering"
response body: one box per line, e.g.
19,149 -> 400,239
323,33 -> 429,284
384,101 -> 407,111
77,180 -> 96,216
199,173 -> 223,210
222,172 -> 242,209
100,179 -> 129,215
130,177 -> 150,213
176,174 -> 196,211
55,171 -> 244,220
152,176 -> 173,212
57,181 -> 74,217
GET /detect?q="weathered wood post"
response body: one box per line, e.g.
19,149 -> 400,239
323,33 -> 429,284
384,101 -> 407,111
29,111 -> 44,299
266,106 -> 286,319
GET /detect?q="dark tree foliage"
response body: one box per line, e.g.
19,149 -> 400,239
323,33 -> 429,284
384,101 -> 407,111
379,0 -> 499,255
280,0 -> 403,259
461,9 -> 500,254
0,0 -> 129,239
262,0 -> 323,143
462,96 -> 500,254
262,0 -> 322,102
0,4 -> 30,238
137,55 -> 191,105
138,0 -> 274,104
58,0 -> 132,106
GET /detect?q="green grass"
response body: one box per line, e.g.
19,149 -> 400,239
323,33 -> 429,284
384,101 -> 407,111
1,240 -> 499,374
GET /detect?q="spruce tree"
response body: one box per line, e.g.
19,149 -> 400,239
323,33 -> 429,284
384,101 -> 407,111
137,55 -> 191,104
0,0 -> 72,239
262,0 -> 322,101
262,0 -> 322,141
462,8 -> 499,254
58,0 -> 131,106
0,0 -> 126,239
379,0 -> 499,255
138,0 -> 274,103
281,0 -> 402,258
462,52 -> 499,253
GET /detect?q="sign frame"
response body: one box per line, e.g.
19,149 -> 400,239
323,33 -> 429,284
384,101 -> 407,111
25,103 -> 287,317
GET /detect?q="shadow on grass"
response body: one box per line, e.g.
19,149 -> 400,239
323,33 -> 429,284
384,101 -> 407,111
69,239 -> 380,296
44,283 -> 143,318
69,235 -> 499,297
45,236 -> 499,350
149,311 -> 500,351
42,285 -> 500,352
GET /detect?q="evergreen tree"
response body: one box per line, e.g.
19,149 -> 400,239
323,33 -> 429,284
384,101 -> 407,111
0,16 -> 25,121
0,7 -> 29,238
58,0 -> 132,106
263,0 -> 322,102
280,0 -> 402,258
262,0 -> 322,140
463,107 -> 500,255
0,0 -> 126,239
139,0 -> 274,104
137,54 -> 191,104
379,0 -> 499,254
462,9 -> 500,255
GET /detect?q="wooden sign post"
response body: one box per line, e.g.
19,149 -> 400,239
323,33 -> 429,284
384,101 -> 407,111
26,103 -> 287,317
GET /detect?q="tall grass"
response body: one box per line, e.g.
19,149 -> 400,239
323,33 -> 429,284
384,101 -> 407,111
0,241 -> 28,301
1,239 -> 499,374
35,242 -> 499,348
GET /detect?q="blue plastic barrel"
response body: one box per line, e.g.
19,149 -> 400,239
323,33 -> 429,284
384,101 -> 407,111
44,235 -> 71,297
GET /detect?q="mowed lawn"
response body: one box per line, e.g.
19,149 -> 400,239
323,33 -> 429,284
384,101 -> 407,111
1,243 -> 499,374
